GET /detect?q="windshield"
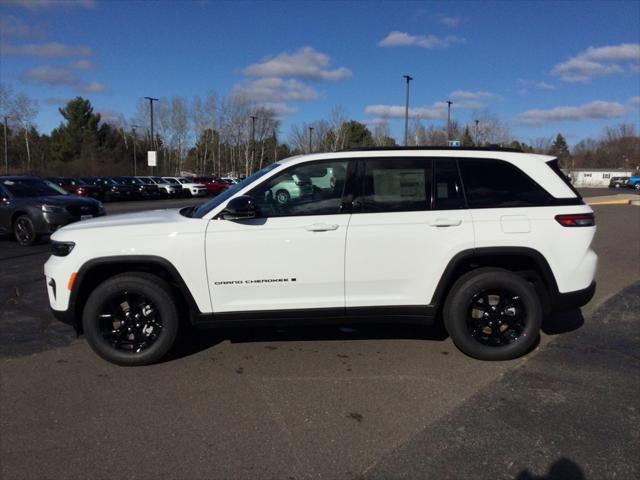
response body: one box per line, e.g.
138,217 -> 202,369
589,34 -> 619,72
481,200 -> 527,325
177,177 -> 190,184
2,178 -> 68,197
138,177 -> 153,184
164,178 -> 180,185
192,163 -> 281,218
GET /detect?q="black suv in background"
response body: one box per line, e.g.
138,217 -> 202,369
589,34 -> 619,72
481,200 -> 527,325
0,176 -> 105,246
83,177 -> 138,201
113,176 -> 163,199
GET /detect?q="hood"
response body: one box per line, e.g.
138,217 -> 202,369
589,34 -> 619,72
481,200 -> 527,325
56,207 -> 188,233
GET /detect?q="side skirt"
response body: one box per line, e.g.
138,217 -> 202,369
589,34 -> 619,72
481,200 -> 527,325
192,305 -> 437,329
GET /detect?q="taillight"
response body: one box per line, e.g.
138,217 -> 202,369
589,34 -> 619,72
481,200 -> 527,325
555,213 -> 595,227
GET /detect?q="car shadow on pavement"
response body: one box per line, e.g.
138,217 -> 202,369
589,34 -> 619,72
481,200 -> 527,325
516,457 -> 585,480
165,321 -> 448,362
541,309 -> 585,335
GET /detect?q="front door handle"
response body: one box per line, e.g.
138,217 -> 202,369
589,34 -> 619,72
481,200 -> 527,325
306,223 -> 339,232
429,218 -> 462,227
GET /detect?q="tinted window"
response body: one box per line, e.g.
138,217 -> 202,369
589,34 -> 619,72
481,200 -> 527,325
249,160 -> 348,218
359,158 -> 432,213
1,178 -> 68,197
434,159 -> 465,210
459,158 -> 553,208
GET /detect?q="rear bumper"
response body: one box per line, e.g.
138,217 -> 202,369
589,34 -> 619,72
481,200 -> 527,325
551,281 -> 596,311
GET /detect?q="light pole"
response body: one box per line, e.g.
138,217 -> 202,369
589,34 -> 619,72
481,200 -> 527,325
132,125 -> 140,176
250,115 -> 257,176
144,96 -> 159,173
446,101 -> 453,142
308,126 -> 314,153
474,119 -> 479,146
403,75 -> 413,146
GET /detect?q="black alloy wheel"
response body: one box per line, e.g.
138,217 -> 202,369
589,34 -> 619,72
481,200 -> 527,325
14,215 -> 37,246
83,273 -> 179,366
466,289 -> 526,347
97,291 -> 164,353
444,268 -> 542,360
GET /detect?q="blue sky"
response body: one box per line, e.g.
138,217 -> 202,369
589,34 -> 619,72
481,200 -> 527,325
1,0 -> 639,145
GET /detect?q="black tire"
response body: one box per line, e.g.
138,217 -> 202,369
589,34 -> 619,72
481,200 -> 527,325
443,268 -> 542,361
82,272 -> 180,366
275,189 -> 290,204
13,214 -> 38,246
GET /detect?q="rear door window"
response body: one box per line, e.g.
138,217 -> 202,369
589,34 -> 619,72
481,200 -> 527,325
433,159 -> 465,210
358,157 -> 432,213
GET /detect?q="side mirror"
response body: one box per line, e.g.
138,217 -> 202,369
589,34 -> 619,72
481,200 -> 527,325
218,195 -> 257,220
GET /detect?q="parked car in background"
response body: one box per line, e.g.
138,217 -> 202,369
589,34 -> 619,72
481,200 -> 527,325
626,176 -> 640,190
162,176 -> 207,197
83,177 -> 138,201
191,176 -> 230,196
48,177 -> 102,200
608,176 -> 629,188
113,176 -> 162,199
0,176 -> 105,246
137,176 -> 181,197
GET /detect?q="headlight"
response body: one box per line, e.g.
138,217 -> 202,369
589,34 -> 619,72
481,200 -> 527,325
51,241 -> 75,257
41,204 -> 67,214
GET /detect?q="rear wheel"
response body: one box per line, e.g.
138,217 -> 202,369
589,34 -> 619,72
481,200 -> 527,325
82,273 -> 180,366
443,268 -> 542,360
13,215 -> 38,246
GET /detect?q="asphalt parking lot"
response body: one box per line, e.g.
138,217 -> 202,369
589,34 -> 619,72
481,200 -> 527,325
1,195 -> 639,479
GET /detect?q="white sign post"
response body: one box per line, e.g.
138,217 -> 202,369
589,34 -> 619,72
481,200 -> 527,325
147,151 -> 157,167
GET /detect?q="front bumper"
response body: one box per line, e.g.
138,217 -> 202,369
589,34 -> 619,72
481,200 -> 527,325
551,281 -> 596,311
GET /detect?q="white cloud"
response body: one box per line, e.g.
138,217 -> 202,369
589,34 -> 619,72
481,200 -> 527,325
0,15 -> 44,37
628,96 -> 640,105
552,43 -> 640,82
231,78 -> 318,103
365,104 -> 447,120
448,90 -> 500,108
23,63 -> 105,93
365,90 -> 499,120
81,81 -> 106,93
24,65 -> 79,86
242,47 -> 351,81
262,102 -> 298,116
1,42 -> 92,57
517,79 -> 557,94
439,16 -> 465,28
1,0 -> 96,10
69,59 -> 93,70
518,100 -> 630,125
378,31 -> 465,49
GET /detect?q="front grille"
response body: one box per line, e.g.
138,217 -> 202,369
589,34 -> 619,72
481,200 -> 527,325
66,204 -> 99,217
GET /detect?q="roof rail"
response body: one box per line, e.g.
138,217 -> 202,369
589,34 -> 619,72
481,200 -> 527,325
338,145 -> 523,153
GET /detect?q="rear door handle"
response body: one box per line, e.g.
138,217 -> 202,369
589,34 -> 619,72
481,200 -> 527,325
429,218 -> 462,227
306,223 -> 339,232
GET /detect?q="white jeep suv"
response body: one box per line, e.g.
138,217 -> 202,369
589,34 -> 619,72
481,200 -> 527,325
44,148 -> 597,365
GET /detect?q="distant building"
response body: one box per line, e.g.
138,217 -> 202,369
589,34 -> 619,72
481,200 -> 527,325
569,168 -> 634,187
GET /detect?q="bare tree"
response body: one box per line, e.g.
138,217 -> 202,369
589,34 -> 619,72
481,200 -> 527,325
471,110 -> 512,146
170,97 -> 188,174
12,94 -> 38,168
328,105 -> 348,151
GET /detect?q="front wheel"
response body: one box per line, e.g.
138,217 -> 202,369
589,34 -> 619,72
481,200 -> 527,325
82,273 -> 180,366
13,215 -> 38,246
443,268 -> 542,360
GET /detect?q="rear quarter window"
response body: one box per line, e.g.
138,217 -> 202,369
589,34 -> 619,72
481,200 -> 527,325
459,158 -> 553,208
